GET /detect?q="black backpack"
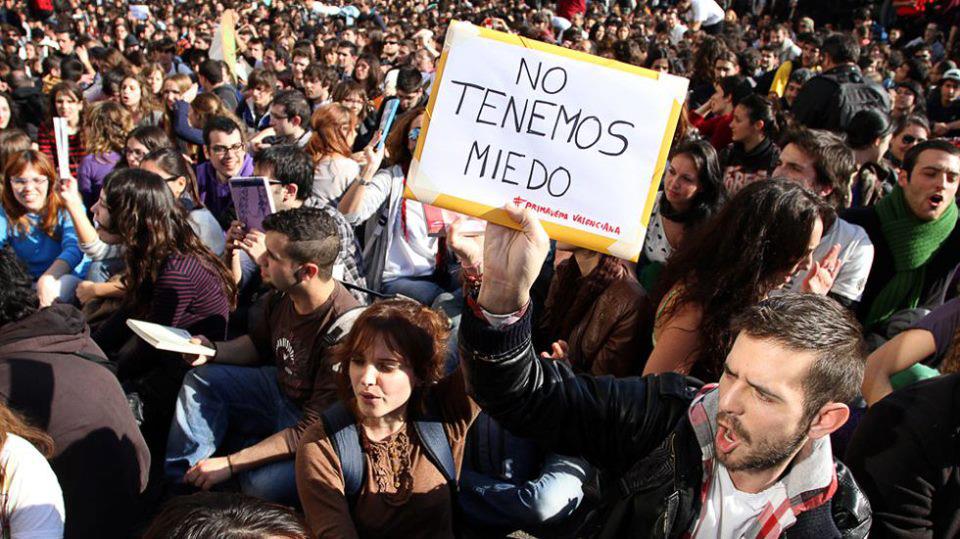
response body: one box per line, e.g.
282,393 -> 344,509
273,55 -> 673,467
820,71 -> 889,133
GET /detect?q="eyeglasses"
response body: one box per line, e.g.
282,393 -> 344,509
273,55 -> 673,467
903,135 -> 927,144
408,127 -> 421,141
125,147 -> 146,158
160,175 -> 182,183
210,143 -> 245,156
271,113 -> 289,121
11,176 -> 49,188
385,40 -> 398,45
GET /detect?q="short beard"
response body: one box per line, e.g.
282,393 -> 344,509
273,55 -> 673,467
717,413 -> 810,473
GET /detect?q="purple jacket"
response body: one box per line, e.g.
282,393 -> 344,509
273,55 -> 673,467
195,153 -> 254,226
77,152 -> 121,210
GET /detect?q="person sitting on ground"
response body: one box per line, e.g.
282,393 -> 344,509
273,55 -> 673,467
846,109 -> 897,208
846,374 -> 960,537
224,144 -> 368,303
458,204 -> 871,537
166,206 -> 359,505
772,128 -> 875,308
296,299 -> 479,537
90,168 -> 235,459
842,139 -> 960,338
0,150 -> 88,307
0,244 -> 149,538
195,115 -> 255,227
720,93 -> 781,195
643,180 -> 837,381
860,292 -> 960,405
640,139 -> 726,291
77,100 -> 133,210
0,401 -> 64,538
884,114 -> 929,173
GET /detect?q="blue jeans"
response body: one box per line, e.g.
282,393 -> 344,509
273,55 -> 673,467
459,413 -> 590,536
381,276 -> 448,305
165,365 -> 301,505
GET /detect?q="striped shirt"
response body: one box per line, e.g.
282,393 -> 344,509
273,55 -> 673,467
37,123 -> 86,179
150,254 -> 230,337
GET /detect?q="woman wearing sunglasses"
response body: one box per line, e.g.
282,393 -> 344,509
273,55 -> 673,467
338,106 -> 456,305
885,114 -> 931,173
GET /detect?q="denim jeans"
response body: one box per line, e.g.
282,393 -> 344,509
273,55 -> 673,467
164,365 -> 301,505
459,413 -> 590,536
381,276 -> 448,305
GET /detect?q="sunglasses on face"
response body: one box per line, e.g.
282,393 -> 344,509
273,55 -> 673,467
903,135 -> 927,144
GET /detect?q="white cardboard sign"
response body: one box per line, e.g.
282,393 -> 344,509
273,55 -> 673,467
405,21 -> 688,261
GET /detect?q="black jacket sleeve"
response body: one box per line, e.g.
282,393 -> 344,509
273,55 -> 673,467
790,77 -> 833,130
459,305 -> 693,476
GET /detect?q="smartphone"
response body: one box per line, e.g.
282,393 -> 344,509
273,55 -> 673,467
376,99 -> 401,151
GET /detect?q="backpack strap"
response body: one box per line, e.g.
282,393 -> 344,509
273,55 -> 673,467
411,391 -> 457,485
321,401 -> 365,504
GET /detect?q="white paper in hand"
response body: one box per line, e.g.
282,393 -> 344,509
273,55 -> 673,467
52,117 -> 70,179
126,319 -> 216,356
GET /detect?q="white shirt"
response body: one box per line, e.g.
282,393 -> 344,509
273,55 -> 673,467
643,195 -> 673,264
785,218 -> 874,302
669,24 -> 688,46
687,0 -> 725,26
693,462 -> 776,539
311,156 -> 361,206
0,434 -> 65,539
382,199 -> 438,283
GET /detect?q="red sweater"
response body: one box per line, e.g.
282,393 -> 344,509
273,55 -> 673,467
37,122 -> 86,179
689,111 -> 733,151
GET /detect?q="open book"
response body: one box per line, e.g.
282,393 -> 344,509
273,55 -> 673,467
126,319 -> 216,356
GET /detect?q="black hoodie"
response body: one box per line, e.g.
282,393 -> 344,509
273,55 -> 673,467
0,304 -> 149,539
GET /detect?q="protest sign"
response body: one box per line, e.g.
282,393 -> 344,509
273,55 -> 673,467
209,10 -> 238,79
404,21 -> 688,261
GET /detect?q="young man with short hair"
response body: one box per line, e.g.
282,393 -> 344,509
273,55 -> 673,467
266,90 -> 312,148
843,139 -> 960,333
770,127 -> 874,309
302,64 -> 337,110
459,206 -> 871,537
228,145 -> 367,303
238,68 -> 277,131
198,58 -> 240,112
196,115 -> 254,225
166,206 -> 360,504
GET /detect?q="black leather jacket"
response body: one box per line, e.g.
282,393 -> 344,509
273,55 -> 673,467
460,306 -> 872,538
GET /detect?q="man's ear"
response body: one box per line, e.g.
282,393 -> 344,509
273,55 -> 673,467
806,402 -> 850,440
284,183 -> 298,201
898,167 -> 909,188
300,262 -> 320,281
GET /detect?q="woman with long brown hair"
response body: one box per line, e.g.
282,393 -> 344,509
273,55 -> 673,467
78,101 -> 133,209
90,167 -> 235,454
119,73 -> 164,127
306,103 -> 360,205
643,180 -> 838,381
0,402 -> 63,537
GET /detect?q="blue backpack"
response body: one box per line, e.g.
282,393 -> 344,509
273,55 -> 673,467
320,392 -> 457,508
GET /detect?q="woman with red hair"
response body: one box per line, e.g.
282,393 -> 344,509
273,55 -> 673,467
306,103 -> 360,206
0,150 -> 87,306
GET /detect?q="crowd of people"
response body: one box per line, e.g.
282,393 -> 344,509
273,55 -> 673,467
0,0 -> 958,536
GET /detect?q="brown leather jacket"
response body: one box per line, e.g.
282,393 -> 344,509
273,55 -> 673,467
540,267 -> 653,377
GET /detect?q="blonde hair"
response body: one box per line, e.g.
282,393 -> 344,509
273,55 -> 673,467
84,101 -> 133,156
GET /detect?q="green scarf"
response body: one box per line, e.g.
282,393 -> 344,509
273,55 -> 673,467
865,186 -> 958,329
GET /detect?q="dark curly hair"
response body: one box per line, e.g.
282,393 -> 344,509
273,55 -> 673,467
100,168 -> 237,312
333,299 -> 450,406
0,245 -> 38,327
142,492 -> 308,539
655,179 -> 834,381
